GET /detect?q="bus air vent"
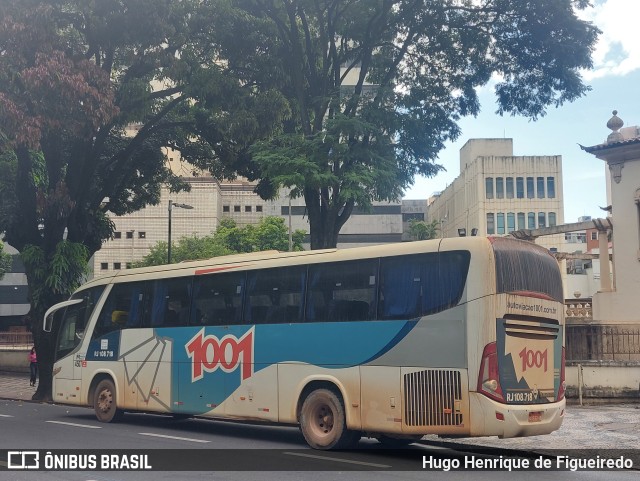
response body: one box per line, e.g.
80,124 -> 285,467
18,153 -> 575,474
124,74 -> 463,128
403,370 -> 463,427
503,319 -> 559,340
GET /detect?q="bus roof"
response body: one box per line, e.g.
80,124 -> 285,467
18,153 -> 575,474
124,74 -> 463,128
80,236 -> 544,290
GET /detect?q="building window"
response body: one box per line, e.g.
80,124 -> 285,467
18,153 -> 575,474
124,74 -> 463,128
138,232 -> 146,239
528,212 -> 536,229
256,205 -> 263,212
527,177 -> 535,199
126,231 -> 134,239
506,177 -> 514,199
496,177 -> 504,199
516,177 -> 524,199
234,205 -> 241,212
497,213 -> 505,234
507,212 -> 515,233
245,205 -> 252,212
485,177 -> 494,199
114,232 -> 121,239
403,213 -> 425,222
223,205 -> 230,213
517,212 -> 525,230
100,263 -> 108,270
538,212 -> 546,228
114,262 -> 121,270
548,212 -> 557,227
486,213 -> 495,235
547,177 -> 555,198
537,177 -> 545,198
591,231 -> 598,241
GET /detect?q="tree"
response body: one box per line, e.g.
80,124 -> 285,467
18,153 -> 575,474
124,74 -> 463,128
0,0 -> 288,400
408,219 -> 439,241
0,241 -> 11,279
218,0 -> 599,249
134,217 -> 305,267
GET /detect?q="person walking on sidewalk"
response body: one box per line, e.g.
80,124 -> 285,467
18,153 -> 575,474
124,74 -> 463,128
28,347 -> 37,386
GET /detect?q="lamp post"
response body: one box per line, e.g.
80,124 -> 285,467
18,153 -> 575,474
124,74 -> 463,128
168,200 -> 193,264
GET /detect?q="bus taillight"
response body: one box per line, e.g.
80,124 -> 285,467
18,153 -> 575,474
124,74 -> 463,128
478,342 -> 504,402
556,347 -> 566,401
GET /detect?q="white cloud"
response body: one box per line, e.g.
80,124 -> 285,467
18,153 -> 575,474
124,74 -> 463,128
580,0 -> 640,79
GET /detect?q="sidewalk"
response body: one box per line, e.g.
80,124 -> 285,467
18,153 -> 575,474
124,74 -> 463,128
0,371 -> 638,451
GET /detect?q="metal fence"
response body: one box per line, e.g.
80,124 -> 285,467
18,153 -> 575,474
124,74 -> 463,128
566,325 -> 640,361
0,332 -> 33,347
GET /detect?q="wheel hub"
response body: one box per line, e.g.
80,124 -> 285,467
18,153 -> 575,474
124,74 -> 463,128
98,390 -> 112,413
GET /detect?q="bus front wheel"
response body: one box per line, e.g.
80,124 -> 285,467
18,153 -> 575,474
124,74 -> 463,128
299,388 -> 359,450
94,379 -> 123,423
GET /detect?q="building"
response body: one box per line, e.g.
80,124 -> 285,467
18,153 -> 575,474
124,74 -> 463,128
0,242 -> 30,330
91,174 -> 420,276
581,112 -> 640,324
425,139 -> 565,251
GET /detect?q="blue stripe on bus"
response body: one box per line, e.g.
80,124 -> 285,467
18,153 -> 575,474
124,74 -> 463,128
163,320 -> 418,414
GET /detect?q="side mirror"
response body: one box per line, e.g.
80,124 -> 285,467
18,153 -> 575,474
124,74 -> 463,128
43,299 -> 83,332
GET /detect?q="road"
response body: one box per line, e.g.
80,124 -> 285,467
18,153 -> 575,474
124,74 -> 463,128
0,399 -> 636,481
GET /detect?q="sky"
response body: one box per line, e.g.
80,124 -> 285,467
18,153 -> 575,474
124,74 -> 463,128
403,0 -> 640,223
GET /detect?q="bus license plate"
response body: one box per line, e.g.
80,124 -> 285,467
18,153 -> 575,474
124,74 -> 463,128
528,411 -> 542,423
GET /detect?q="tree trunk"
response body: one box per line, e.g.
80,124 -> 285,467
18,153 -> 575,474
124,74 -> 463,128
32,326 -> 54,402
24,271 -> 60,402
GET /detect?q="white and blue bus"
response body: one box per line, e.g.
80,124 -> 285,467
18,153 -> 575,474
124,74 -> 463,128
45,236 -> 565,449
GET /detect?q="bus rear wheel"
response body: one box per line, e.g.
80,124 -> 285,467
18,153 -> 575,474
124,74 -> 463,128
94,379 -> 123,423
299,388 -> 359,450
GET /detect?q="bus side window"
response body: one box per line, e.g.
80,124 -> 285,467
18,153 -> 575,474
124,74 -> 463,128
307,260 -> 377,322
191,271 -> 245,326
244,266 -> 306,324
149,277 -> 192,328
378,254 -> 425,320
422,251 -> 470,315
93,282 -> 146,339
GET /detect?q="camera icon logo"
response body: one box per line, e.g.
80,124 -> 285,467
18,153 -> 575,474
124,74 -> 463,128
7,451 -> 39,470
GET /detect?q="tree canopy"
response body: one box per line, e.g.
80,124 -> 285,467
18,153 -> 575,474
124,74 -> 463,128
0,0 -> 288,400
0,241 -> 11,279
218,0 -> 599,248
133,217 -> 305,267
408,219 -> 439,241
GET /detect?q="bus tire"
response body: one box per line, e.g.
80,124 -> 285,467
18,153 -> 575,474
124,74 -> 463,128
376,434 -> 422,447
299,388 -> 358,450
93,379 -> 123,423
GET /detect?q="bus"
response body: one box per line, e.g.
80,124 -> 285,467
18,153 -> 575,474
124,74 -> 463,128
45,236 -> 565,449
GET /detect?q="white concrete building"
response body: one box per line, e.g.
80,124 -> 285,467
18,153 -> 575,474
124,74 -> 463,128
426,139 -> 565,252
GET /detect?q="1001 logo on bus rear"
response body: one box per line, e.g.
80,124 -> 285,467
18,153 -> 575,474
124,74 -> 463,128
185,327 -> 254,382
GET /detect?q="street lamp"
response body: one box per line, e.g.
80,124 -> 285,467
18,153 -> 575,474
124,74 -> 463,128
168,200 -> 193,264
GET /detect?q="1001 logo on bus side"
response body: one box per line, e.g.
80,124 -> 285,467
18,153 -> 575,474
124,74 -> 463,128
185,327 -> 254,382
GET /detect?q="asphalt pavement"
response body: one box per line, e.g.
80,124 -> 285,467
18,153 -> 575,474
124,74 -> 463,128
1,370 -> 638,453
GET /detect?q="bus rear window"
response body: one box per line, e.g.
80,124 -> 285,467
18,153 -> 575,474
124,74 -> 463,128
491,237 -> 563,302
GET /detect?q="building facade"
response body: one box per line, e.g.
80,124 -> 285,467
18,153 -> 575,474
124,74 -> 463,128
426,139 -> 565,251
0,242 -> 30,330
91,175 -> 420,276
582,114 -> 640,323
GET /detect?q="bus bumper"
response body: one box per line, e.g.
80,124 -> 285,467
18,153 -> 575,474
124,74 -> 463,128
469,392 -> 565,438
